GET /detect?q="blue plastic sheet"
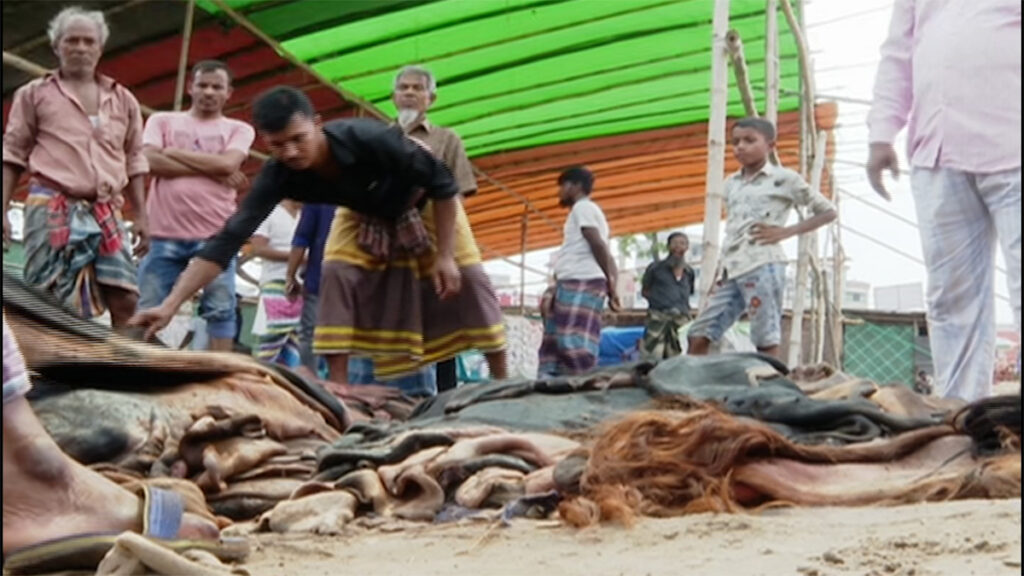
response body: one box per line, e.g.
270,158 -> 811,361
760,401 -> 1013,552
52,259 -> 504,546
598,325 -> 645,367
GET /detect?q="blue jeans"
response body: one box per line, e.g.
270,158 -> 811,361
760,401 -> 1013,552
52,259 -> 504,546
299,291 -> 320,372
138,238 -> 237,340
688,263 -> 786,349
348,357 -> 438,398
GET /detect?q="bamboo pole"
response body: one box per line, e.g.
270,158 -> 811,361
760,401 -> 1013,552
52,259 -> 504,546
725,29 -> 781,166
781,0 -> 817,144
519,212 -> 528,316
830,177 -> 845,368
698,0 -> 732,309
787,131 -> 827,367
817,264 -> 829,364
205,0 -> 558,236
765,0 -> 780,126
808,251 -> 821,361
725,30 -> 757,117
173,0 -> 197,112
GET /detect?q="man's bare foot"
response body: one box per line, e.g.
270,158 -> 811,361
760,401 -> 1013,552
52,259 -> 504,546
2,397 -> 218,555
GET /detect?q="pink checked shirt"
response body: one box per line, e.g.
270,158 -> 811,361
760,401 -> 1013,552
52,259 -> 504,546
868,0 -> 1021,173
2,72 -> 148,201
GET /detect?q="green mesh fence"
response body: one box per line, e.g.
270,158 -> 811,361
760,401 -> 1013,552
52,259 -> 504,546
844,321 -> 916,387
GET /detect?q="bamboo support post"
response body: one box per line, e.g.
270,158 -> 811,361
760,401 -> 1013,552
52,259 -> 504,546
781,0 -> 817,144
817,266 -> 829,364
206,0 -> 555,236
173,0 -> 197,111
698,0 -> 732,309
765,0 -> 780,126
726,29 -> 781,166
830,176 -> 845,368
807,252 -> 820,362
725,30 -> 757,117
519,212 -> 528,316
787,131 -> 827,367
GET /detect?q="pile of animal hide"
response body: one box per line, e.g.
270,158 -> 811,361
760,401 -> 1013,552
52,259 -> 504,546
3,272 -> 348,523
3,271 -> 1019,535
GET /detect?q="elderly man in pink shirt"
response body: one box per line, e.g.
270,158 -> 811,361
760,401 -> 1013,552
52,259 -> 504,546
867,0 -> 1021,402
138,60 -> 254,352
2,7 -> 148,327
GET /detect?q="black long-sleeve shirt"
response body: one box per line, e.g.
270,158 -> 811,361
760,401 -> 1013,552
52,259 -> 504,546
197,118 -> 459,269
642,259 -> 696,315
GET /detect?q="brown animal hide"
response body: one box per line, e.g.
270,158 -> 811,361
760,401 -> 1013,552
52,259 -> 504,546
559,406 -> 1021,527
257,491 -> 358,535
869,385 -> 967,420
454,468 -> 526,508
391,465 -> 445,521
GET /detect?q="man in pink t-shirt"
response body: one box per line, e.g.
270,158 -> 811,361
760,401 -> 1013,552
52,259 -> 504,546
138,60 -> 255,351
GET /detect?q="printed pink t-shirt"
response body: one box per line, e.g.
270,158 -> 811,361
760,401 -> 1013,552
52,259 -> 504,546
142,112 -> 255,239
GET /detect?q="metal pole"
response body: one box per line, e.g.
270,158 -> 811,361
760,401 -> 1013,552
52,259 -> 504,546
698,0 -> 731,309
173,0 -> 197,112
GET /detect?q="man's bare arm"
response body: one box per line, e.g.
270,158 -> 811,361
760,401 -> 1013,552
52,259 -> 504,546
2,163 -> 23,215
125,174 -> 150,257
250,235 -> 291,262
581,227 -> 618,287
143,146 -> 205,178
162,148 -> 246,179
285,246 -> 306,284
2,163 -> 24,243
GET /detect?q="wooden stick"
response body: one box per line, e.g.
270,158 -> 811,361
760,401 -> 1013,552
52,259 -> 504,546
207,0 -> 384,120
787,130 -> 827,367
698,0 -> 732,309
807,251 -> 820,362
781,0 -> 817,143
725,29 -> 782,166
831,173 -> 845,367
764,0 -> 780,126
519,211 -> 528,315
205,0 -> 553,234
173,0 -> 197,112
725,30 -> 758,118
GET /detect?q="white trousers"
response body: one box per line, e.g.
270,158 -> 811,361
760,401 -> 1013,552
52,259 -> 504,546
911,167 -> 1021,402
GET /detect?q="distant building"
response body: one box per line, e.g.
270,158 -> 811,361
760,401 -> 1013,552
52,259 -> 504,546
844,280 -> 871,309
874,283 -> 925,312
782,262 -> 871,312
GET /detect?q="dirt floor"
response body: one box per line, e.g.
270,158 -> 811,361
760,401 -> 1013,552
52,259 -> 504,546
236,499 -> 1021,576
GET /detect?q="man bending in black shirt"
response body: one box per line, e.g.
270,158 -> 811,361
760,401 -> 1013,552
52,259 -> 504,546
130,87 -> 507,397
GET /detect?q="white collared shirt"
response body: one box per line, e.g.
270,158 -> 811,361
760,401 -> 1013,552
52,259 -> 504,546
720,162 -> 834,278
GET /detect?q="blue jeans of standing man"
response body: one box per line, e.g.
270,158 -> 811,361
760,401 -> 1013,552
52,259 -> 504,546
138,238 -> 238,341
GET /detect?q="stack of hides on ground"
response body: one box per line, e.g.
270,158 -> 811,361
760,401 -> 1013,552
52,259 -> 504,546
3,270 -> 1019,534
3,271 -> 347,523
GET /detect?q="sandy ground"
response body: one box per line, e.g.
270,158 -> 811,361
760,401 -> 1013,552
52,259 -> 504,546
236,499 -> 1021,576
